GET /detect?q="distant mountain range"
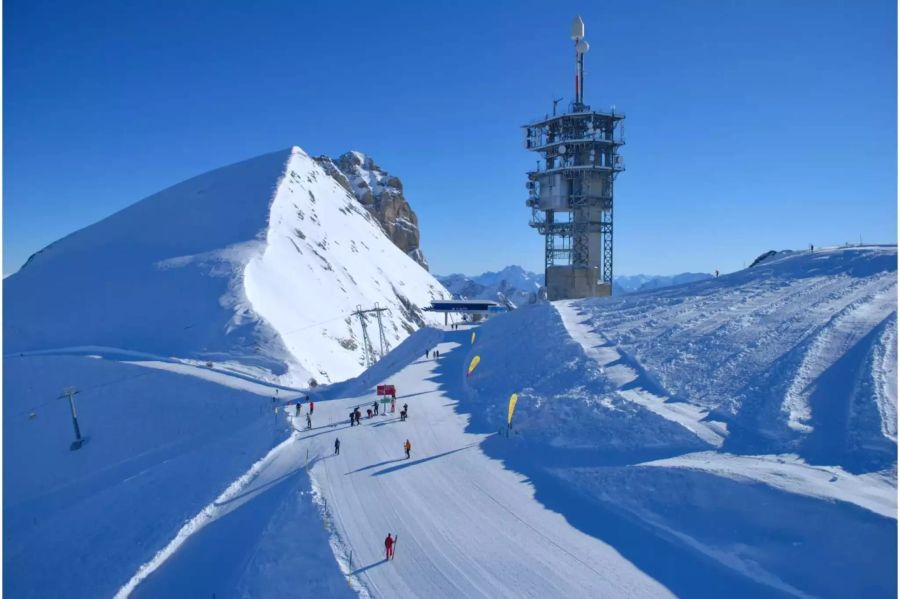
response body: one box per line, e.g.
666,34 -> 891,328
437,267 -> 714,305
437,266 -> 542,308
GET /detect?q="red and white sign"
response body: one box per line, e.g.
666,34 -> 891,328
377,384 -> 396,396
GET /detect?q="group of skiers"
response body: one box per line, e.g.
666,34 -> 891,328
294,396 -> 315,430
425,349 -> 440,359
349,401 -> 409,425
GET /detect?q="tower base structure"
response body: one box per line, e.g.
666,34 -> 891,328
545,266 -> 611,301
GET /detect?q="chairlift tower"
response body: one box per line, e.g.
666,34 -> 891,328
524,16 -> 625,300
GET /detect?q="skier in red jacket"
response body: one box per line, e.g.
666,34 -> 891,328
385,533 -> 395,560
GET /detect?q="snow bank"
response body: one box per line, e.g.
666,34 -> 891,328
456,304 -> 707,452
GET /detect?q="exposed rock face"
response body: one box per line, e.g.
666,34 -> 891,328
316,151 -> 428,270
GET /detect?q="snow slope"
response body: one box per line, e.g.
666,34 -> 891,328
115,284 -> 895,599
242,147 -> 448,383
4,146 -> 448,385
570,245 -> 898,471
463,317 -> 894,595
2,353 -> 303,598
12,242 -> 893,598
5,244 -> 894,599
118,328 -> 677,598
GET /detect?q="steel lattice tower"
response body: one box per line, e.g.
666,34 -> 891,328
524,16 -> 625,300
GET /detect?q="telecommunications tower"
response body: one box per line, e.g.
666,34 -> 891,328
524,16 -> 625,300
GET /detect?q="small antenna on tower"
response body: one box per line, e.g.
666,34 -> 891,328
571,16 -> 589,107
552,97 -> 563,115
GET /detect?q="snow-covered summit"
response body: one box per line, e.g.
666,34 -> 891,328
4,146 -> 448,384
315,150 -> 428,270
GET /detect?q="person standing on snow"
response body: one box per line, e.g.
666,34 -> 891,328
306,413 -> 312,430
309,399 -> 315,415
404,439 -> 412,459
385,533 -> 395,560
373,400 -> 379,416
295,401 -> 302,417
390,397 -> 396,413
349,411 -> 355,427
334,438 -> 341,455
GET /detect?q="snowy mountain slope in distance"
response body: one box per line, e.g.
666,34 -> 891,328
572,245 -> 898,471
439,267 -> 716,306
4,147 -> 449,385
438,265 -> 543,306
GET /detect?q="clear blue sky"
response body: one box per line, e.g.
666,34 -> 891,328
4,0 -> 897,276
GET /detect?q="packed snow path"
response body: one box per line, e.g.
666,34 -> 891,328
307,336 -> 670,598
126,328 -> 672,598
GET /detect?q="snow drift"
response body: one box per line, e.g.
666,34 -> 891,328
452,246 -> 896,597
573,245 -> 898,471
4,146 -> 449,384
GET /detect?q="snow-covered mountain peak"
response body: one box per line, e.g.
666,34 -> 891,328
5,146 -> 449,385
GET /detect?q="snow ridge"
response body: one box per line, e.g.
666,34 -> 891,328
4,146 -> 449,386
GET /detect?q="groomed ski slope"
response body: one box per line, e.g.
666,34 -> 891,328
124,327 -> 672,598
306,335 -> 670,598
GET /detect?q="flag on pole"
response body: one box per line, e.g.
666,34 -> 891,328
507,393 -> 518,427
467,355 -> 481,377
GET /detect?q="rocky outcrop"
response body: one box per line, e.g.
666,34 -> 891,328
316,151 -> 428,270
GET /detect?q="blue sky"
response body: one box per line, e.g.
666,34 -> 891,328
4,0 -> 897,276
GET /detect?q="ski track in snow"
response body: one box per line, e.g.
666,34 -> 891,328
120,331 -> 672,598
114,438 -> 299,598
555,300 -> 727,447
555,296 -> 897,520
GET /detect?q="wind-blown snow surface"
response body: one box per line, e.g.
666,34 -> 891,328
4,146 -> 448,385
455,246 -> 896,597
572,246 -> 898,471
